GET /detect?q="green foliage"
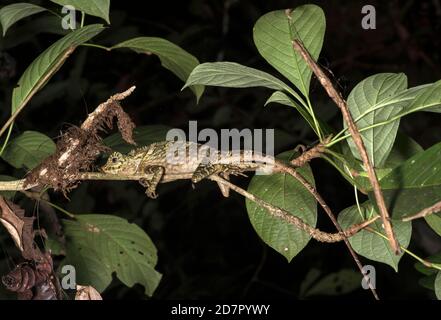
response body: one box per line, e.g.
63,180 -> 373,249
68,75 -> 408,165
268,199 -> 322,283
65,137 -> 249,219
346,73 -> 408,167
63,214 -> 162,296
253,5 -> 325,98
1,131 -> 55,169
377,141 -> 441,223
50,0 -> 111,23
113,37 -> 204,101
12,24 -> 104,114
436,272 -> 441,299
0,3 -> 47,36
0,1 -> 440,299
338,202 -> 411,271
246,151 -> 316,261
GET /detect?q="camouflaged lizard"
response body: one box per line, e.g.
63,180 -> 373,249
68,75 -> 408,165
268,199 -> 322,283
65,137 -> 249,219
100,140 -> 379,242
101,140 -> 283,198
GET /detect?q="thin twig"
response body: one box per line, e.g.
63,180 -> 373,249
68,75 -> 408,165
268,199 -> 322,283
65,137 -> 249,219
209,175 -> 379,243
291,39 -> 400,255
272,162 -> 380,299
290,136 -> 330,167
402,200 -> 441,222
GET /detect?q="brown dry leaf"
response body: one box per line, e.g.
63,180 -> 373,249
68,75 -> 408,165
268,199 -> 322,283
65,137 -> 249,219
75,285 -> 103,300
0,196 -> 26,251
0,196 -> 40,260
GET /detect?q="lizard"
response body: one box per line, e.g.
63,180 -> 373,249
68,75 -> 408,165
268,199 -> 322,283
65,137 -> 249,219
100,140 -> 280,199
100,140 -> 379,243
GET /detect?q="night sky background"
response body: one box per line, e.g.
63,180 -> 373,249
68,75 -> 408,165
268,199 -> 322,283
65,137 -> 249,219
1,0 -> 441,299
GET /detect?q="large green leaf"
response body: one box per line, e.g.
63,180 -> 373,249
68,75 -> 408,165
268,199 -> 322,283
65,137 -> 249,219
113,37 -> 203,101
63,214 -> 162,296
246,151 -> 316,261
184,62 -> 303,101
340,81 -> 441,150
0,3 -> 47,36
253,5 -> 325,97
378,141 -> 441,222
346,73 -> 408,168
104,125 -> 171,153
345,132 -> 423,190
1,131 -> 55,169
338,202 -> 411,271
50,0 -> 110,23
12,24 -> 104,114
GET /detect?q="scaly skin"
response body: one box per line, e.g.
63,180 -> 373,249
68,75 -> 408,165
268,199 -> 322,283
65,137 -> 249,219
101,141 -> 278,198
100,140 -> 379,242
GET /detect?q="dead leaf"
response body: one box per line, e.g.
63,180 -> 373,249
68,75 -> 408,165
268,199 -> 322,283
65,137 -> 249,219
75,285 -> 103,300
0,196 -> 41,260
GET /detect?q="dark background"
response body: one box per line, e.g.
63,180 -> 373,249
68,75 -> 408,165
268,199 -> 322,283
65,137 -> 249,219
1,0 -> 441,299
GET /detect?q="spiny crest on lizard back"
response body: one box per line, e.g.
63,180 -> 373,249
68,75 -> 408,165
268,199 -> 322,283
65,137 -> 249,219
101,151 -> 129,174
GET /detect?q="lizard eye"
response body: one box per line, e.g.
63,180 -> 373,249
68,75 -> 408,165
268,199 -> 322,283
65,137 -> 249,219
111,157 -> 118,163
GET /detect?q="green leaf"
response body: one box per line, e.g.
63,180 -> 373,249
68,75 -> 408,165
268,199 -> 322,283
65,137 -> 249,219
398,81 -> 441,114
63,214 -> 162,296
378,141 -> 441,220
50,0 -> 110,23
338,202 -> 411,271
0,3 -> 47,36
184,62 -> 303,102
436,272 -> 441,299
302,269 -> 361,297
341,81 -> 441,154
12,24 -> 104,114
246,151 -> 316,261
253,5 -> 325,97
415,252 -> 441,276
112,37 -> 203,101
265,90 -> 314,129
426,213 -> 441,237
104,125 -> 171,153
1,131 -> 55,169
344,132 -> 423,191
346,73 -> 408,168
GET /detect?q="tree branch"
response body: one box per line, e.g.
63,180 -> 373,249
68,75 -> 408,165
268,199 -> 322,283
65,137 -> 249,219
291,39 -> 400,255
402,200 -> 441,222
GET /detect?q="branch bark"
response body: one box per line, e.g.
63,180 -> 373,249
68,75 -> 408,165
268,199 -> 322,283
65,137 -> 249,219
402,200 -> 441,222
292,39 -> 401,255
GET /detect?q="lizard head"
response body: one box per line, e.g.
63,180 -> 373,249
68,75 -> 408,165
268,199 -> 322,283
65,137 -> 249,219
101,152 -> 127,174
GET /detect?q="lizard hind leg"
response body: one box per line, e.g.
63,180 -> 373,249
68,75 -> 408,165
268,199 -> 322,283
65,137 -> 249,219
217,173 -> 230,197
139,166 -> 165,199
192,163 -> 233,184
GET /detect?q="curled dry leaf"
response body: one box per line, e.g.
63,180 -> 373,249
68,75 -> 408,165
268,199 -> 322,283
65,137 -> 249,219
24,87 -> 137,194
0,196 -> 41,260
75,285 -> 103,300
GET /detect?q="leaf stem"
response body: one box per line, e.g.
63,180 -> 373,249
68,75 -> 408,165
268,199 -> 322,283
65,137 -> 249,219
0,123 -> 13,156
366,227 -> 441,271
80,12 -> 85,28
44,201 -> 76,219
80,43 -> 111,51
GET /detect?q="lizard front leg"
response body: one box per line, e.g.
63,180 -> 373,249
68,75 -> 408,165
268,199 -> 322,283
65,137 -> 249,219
139,166 -> 165,199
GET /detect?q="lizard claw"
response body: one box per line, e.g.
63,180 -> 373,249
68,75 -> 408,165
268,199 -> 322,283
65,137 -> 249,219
146,190 -> 158,199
